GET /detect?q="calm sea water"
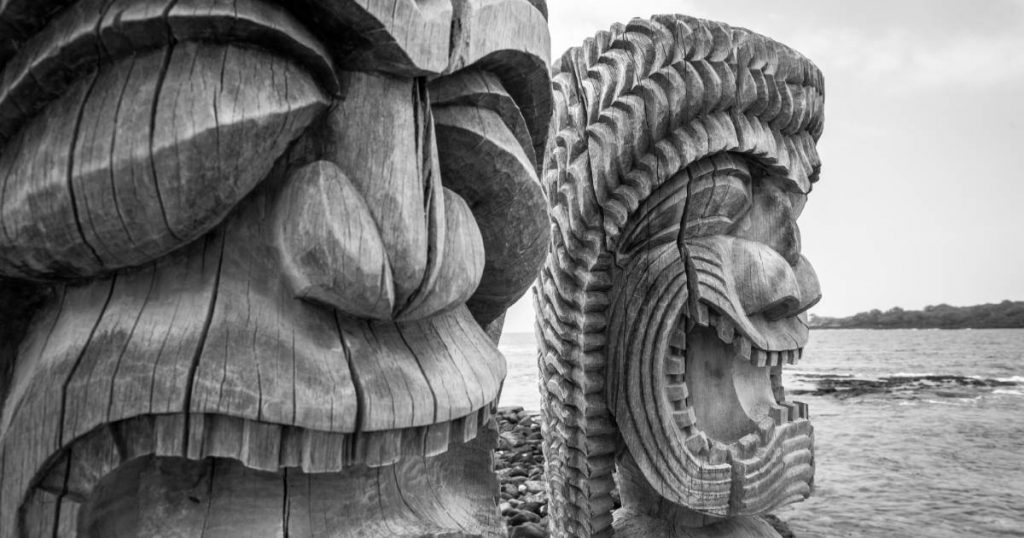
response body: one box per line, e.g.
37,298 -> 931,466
497,329 -> 1024,537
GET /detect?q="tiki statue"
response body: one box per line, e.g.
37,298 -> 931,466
536,15 -> 824,537
0,0 -> 550,535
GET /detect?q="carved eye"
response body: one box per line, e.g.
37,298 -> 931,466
682,153 -> 753,238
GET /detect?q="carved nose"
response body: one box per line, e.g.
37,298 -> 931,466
762,255 -> 821,320
731,240 -> 820,321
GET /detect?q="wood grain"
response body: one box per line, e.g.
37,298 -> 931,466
434,105 -> 548,325
1,42 -> 328,281
275,160 -> 395,320
0,0 -> 337,145
448,0 -> 552,167
323,71 -> 431,309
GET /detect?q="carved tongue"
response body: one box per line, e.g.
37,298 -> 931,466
686,327 -> 774,443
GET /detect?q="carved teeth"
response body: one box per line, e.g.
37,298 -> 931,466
757,417 -> 776,444
732,336 -> 753,361
685,431 -> 710,455
674,408 -> 697,430
666,384 -> 689,405
793,401 -> 809,420
665,355 -> 685,376
752,348 -> 769,367
708,443 -> 731,465
745,346 -> 803,367
715,316 -> 736,343
670,328 -> 687,350
737,433 -> 760,459
769,405 -> 789,425
767,400 -> 809,426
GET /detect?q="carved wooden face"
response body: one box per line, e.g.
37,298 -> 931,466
610,149 -> 821,517
0,1 -> 552,533
680,152 -> 820,446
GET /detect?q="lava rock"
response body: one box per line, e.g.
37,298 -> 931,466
508,509 -> 541,526
509,521 -> 547,538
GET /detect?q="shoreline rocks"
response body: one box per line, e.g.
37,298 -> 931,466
495,407 -> 553,537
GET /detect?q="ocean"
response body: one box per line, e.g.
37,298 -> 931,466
497,329 -> 1024,537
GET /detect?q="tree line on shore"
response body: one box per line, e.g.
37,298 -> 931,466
808,300 -> 1024,329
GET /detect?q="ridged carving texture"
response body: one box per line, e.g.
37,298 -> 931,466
536,15 -> 824,537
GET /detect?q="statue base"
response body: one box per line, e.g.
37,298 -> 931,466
612,453 -> 783,538
613,510 -> 782,538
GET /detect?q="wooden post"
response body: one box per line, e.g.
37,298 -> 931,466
535,15 -> 825,537
0,1 -> 551,536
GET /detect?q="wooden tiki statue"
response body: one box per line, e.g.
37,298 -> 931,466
536,15 -> 824,537
0,0 -> 551,535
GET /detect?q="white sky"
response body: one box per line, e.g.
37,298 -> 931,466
502,0 -> 1024,332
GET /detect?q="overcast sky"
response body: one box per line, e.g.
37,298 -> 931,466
501,0 -> 1024,332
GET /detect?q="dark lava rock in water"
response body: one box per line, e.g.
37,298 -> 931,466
789,374 -> 1016,399
762,513 -> 796,537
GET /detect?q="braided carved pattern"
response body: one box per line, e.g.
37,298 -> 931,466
535,15 -> 824,537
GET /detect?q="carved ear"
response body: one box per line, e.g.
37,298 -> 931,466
274,161 -> 395,320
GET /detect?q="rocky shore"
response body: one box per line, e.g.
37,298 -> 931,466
495,407 -> 561,537
494,407 -> 795,537
789,374 -> 1017,399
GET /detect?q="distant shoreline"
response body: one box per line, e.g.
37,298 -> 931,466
809,326 -> 1024,330
809,300 -> 1024,330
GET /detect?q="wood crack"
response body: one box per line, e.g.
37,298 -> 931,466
57,277 -> 116,448
182,231 -> 226,456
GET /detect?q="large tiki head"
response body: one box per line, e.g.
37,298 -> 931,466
0,1 -> 550,535
537,15 -> 824,537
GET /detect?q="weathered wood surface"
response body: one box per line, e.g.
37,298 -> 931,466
0,40 -> 328,280
0,0 -> 550,535
535,15 -> 825,537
